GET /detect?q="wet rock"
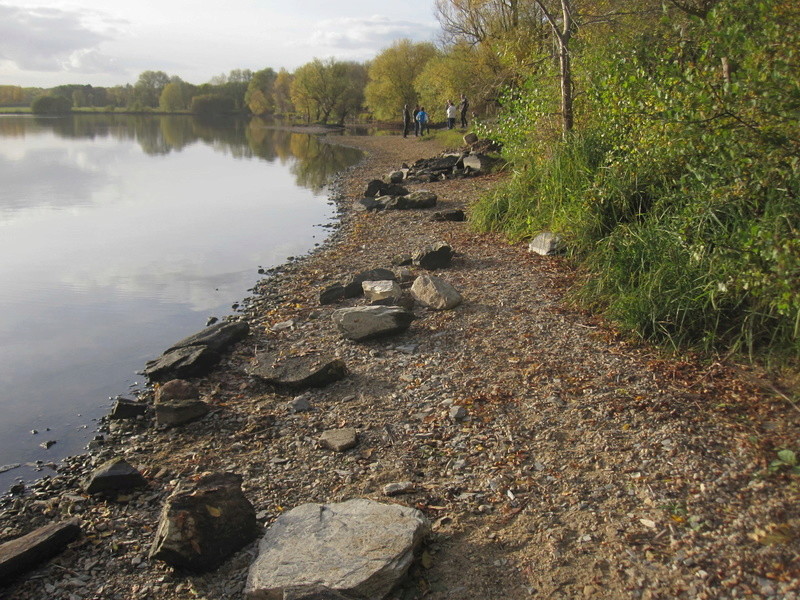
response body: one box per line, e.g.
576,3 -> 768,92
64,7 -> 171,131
343,268 -> 397,298
150,472 -> 257,573
0,464 -> 20,475
332,306 -> 414,341
245,499 -> 428,600
528,232 -> 565,256
154,399 -> 209,427
412,242 -> 453,270
165,320 -> 250,354
319,428 -> 358,452
109,398 -> 147,420
0,518 -> 81,581
250,353 -> 348,389
357,197 -> 383,212
156,379 -> 199,403
431,209 -> 466,222
85,457 -> 147,494
411,274 -> 463,310
144,345 -> 219,383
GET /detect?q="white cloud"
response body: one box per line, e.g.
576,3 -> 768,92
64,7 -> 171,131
0,4 -> 123,74
307,15 -> 437,55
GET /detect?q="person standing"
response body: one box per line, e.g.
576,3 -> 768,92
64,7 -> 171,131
413,105 -> 421,137
416,106 -> 428,136
403,104 -> 412,138
459,94 -> 469,128
446,100 -> 457,130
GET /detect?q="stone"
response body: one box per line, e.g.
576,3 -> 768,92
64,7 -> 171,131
150,472 -> 257,573
383,481 -> 415,496
289,395 -> 312,413
154,399 -> 209,427
0,519 -> 81,581
283,586 -> 356,600
250,353 -> 348,389
362,280 -> 403,305
343,268 -> 397,298
528,232 -> 565,256
401,190 -> 437,209
411,275 -> 463,310
144,345 -> 219,383
463,132 -> 479,145
85,457 -> 147,494
165,320 -> 250,354
332,306 -> 414,341
460,153 -> 491,173
109,398 -> 147,420
391,253 -> 413,267
320,283 -> 346,305
319,428 -> 358,452
357,197 -> 383,212
431,209 -> 466,222
245,499 -> 429,600
412,242 -> 453,270
385,170 -> 405,183
156,379 -> 199,403
364,180 -> 408,198
449,405 -> 467,422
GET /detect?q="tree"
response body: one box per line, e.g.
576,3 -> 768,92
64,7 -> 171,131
291,58 -> 367,124
364,39 -> 438,121
134,70 -> 171,108
31,95 -> 72,114
190,94 -> 235,115
245,68 -> 277,115
159,80 -> 191,112
272,69 -> 294,115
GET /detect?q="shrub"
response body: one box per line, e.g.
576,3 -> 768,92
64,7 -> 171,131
31,95 -> 72,114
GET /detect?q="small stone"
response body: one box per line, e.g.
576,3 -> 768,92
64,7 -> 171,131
382,482 -> 415,496
289,396 -> 312,413
449,406 -> 467,422
319,428 -> 358,452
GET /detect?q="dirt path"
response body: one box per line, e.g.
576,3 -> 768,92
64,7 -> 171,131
1,133 -> 798,600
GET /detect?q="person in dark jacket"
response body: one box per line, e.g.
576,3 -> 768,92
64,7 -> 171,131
403,104 -> 412,138
459,94 -> 469,128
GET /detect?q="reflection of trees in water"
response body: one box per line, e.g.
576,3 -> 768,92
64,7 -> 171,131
6,114 -> 362,192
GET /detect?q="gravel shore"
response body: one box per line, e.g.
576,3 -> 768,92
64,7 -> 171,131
1,133 -> 798,600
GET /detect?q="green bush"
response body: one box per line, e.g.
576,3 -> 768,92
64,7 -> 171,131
190,94 -> 235,115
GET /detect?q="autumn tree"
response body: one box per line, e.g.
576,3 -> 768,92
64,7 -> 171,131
291,58 -> 367,124
134,70 -> 171,108
364,39 -> 438,121
159,79 -> 192,111
272,69 -> 294,115
245,68 -> 277,115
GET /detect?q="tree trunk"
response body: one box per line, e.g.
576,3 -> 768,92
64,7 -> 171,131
559,35 -> 573,135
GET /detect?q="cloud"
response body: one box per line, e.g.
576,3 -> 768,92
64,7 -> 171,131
307,15 -> 437,54
0,4 -> 123,74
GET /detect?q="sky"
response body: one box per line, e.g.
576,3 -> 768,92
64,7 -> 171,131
0,0 -> 441,88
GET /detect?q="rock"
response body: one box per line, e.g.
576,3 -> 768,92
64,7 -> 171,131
364,180 -> 408,198
391,253 -> 413,267
464,132 -> 479,145
0,519 -> 81,581
449,405 -> 467,422
383,481 -> 415,496
165,320 -> 249,354
431,209 -> 466,222
245,499 -> 428,600
109,398 -> 147,420
332,306 -> 414,341
362,280 -> 403,305
150,472 -> 257,573
411,275 -> 463,310
85,457 -> 147,494
404,190 -> 438,209
343,268 -> 397,298
528,232 -> 565,256
412,242 -> 454,270
144,345 -> 219,383
145,321 -> 249,382
289,395 -> 312,413
385,170 -> 405,183
320,283 -> 346,305
283,585 -> 356,600
460,153 -> 494,173
0,464 -> 20,475
357,197 -> 383,212
154,399 -> 209,427
250,353 -> 348,389
156,379 -> 199,403
319,428 -> 358,452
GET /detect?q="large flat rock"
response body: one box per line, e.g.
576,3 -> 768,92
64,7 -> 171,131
245,499 -> 428,600
0,518 -> 81,581
250,353 -> 348,389
332,306 -> 414,341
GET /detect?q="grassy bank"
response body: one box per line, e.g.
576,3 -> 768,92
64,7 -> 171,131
471,0 -> 800,363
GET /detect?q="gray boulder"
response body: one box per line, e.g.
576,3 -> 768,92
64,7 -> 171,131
156,379 -> 199,403
154,399 -> 209,427
165,320 -> 249,354
320,283 -> 346,305
403,190 -> 437,209
250,353 -> 348,389
245,499 -> 428,600
343,268 -> 397,298
362,280 -> 403,305
319,428 -> 358,452
150,472 -> 257,572
109,398 -> 147,420
528,232 -> 565,256
410,275 -> 463,310
85,457 -> 147,494
412,242 -> 453,270
332,306 -> 414,341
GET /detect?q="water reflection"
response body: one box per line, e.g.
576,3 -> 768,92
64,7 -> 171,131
0,114 -> 362,489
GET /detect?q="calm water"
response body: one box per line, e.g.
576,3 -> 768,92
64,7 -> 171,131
0,114 -> 362,489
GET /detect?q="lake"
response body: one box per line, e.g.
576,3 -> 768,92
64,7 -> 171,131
0,114 -> 362,490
